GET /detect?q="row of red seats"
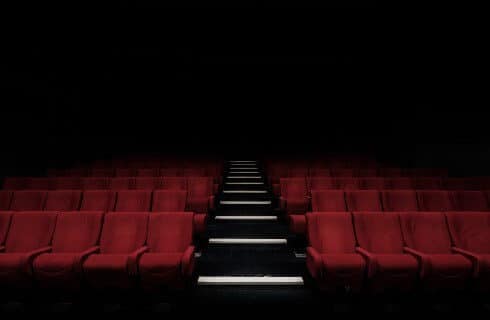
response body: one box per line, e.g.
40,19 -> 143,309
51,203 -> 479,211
2,176 -> 217,193
288,190 -> 490,234
307,211 -> 490,293
0,211 -> 194,291
267,167 -> 449,179
46,167 -> 222,178
277,176 -> 490,197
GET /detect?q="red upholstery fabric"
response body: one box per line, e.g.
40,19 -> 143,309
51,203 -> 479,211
387,178 -> 414,190
193,213 -> 207,234
335,178 -> 359,190
0,191 -> 13,210
134,177 -> 162,190
26,178 -> 53,190
353,213 -> 418,291
306,212 -> 364,292
400,212 -> 472,289
10,191 -> 47,211
115,168 -> 136,177
0,212 -> 13,247
187,177 -> 214,213
2,178 -> 28,190
280,178 -> 309,214
381,191 -> 419,211
358,178 -> 387,190
0,212 -> 57,287
152,190 -> 187,212
80,191 -> 117,211
289,214 -> 307,234
161,177 -> 187,190
114,190 -> 152,212
53,178 -> 82,190
137,169 -> 158,177
345,191 -> 382,212
414,178 -> 442,190
109,178 -> 134,190
449,191 -> 489,211
82,178 -> 110,190
308,178 -> 336,191
83,212 -> 148,288
159,168 -> 182,177
311,190 -> 346,212
33,212 -> 104,289
44,191 -> 82,211
417,191 -> 454,211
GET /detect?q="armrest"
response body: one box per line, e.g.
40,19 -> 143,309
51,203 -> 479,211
289,215 -> 307,234
306,247 -> 323,279
127,246 -> 149,276
355,247 -> 377,278
193,213 -> 207,234
452,247 -> 480,277
73,246 -> 100,274
22,246 -> 52,275
181,246 -> 195,277
403,246 -> 430,277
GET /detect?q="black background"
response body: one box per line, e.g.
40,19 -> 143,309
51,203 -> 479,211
1,6 -> 488,175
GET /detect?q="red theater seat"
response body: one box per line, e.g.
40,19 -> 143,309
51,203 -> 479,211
90,169 -> 114,177
183,168 -> 207,177
345,191 -> 382,212
306,212 -> 365,292
280,178 -> 309,214
0,212 -> 13,251
358,178 -> 387,190
80,191 -> 117,211
0,212 -> 57,287
450,191 -> 489,211
44,191 -> 82,211
186,177 -> 214,213
400,212 -> 472,290
0,191 -> 13,210
308,177 -> 336,191
381,190 -> 419,212
161,177 -> 187,190
83,212 -> 148,289
2,177 -> 28,190
134,177 -> 163,190
159,168 -> 182,177
26,178 -> 54,190
53,178 -> 82,190
33,212 -> 104,289
115,168 -> 136,177
311,190 -> 346,212
446,212 -> 490,290
82,178 -> 110,190
417,190 -> 454,211
335,178 -> 359,190
109,178 -> 134,190
353,213 -> 418,291
10,191 -> 47,211
387,178 -> 414,190
152,190 -> 187,212
414,178 -> 442,190
138,212 -> 195,289
137,169 -> 158,177
115,191 -> 152,212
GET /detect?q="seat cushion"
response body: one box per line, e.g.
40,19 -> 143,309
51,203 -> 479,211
319,254 -> 365,292
139,253 -> 183,287
375,254 -> 419,274
0,253 -> 30,286
33,253 -> 83,289
427,254 -> 472,278
83,254 -> 131,288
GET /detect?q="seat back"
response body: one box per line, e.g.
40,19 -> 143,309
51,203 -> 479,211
307,212 -> 356,254
345,191 -> 382,212
152,190 -> 187,212
449,191 -> 489,211
400,212 -> 452,254
353,212 -> 404,253
44,191 -> 82,211
280,178 -> 307,199
0,211 -> 13,246
381,190 -> 419,211
10,191 -> 47,211
311,190 -> 346,212
445,212 -> 490,254
115,190 -> 152,212
0,191 -> 13,210
147,212 -> 193,253
99,212 -> 148,254
80,191 -> 116,211
417,191 -> 454,211
51,212 -> 104,253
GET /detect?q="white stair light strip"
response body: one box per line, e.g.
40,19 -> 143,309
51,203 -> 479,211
227,176 -> 262,179
223,190 -> 267,193
229,161 -> 257,163
198,276 -> 304,286
194,252 -> 202,258
225,182 -> 264,185
220,201 -> 271,205
208,238 -> 287,245
215,216 -> 278,221
294,252 -> 307,258
228,171 -> 260,174
230,163 -> 256,166
229,167 -> 258,170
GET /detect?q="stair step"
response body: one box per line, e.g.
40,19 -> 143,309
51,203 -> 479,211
220,200 -> 271,205
227,176 -> 262,179
225,182 -> 264,185
208,238 -> 287,245
197,276 -> 304,286
215,216 -> 277,221
222,190 -> 267,194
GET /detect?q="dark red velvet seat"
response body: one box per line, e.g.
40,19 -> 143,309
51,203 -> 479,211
152,190 -> 187,212
186,177 -> 214,213
334,178 -> 359,190
308,177 -> 336,191
358,178 -> 387,190
449,191 -> 489,211
80,191 -> 117,211
26,178 -> 54,190
387,178 -> 414,190
280,178 -> 309,214
311,190 -> 346,212
33,212 -> 104,289
53,178 -> 82,190
400,212 -> 472,290
134,177 -> 163,190
0,212 -> 13,251
82,178 -> 110,190
44,191 -> 82,211
114,190 -> 152,212
306,212 -> 365,292
138,212 -> 195,289
83,212 -> 148,289
417,190 -> 455,211
160,177 -> 187,190
345,191 -> 382,212
0,191 -> 13,210
2,177 -> 28,190
109,177 -> 134,190
10,191 -> 47,211
0,212 -> 57,287
414,178 -> 442,190
381,190 -> 419,211
353,213 -> 418,292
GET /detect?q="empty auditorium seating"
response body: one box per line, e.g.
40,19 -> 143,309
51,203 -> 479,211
335,178 -> 359,190
2,177 -> 28,190
80,191 -> 117,211
0,211 -> 13,251
83,212 -> 148,289
0,212 -> 58,287
0,191 -> 12,210
138,212 -> 195,289
387,178 -> 414,189
311,190 -> 346,212
114,190 -> 152,212
358,178 -> 387,190
449,191 -> 489,211
134,177 -> 162,190
53,177 -> 82,190
186,177 -> 214,213
280,178 -> 309,214
109,177 -> 134,190
353,213 -> 418,291
33,212 -> 104,289
159,168 -> 182,177
161,177 -> 187,190
82,178 -> 110,190
10,191 -> 47,211
345,191 -> 382,212
152,190 -> 187,212
44,190 -> 82,211
446,212 -> 490,290
417,190 -> 454,211
26,178 -> 53,190
400,212 -> 472,290
306,212 -> 365,292
381,190 -> 419,211
413,177 -> 442,190
308,177 -> 336,191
